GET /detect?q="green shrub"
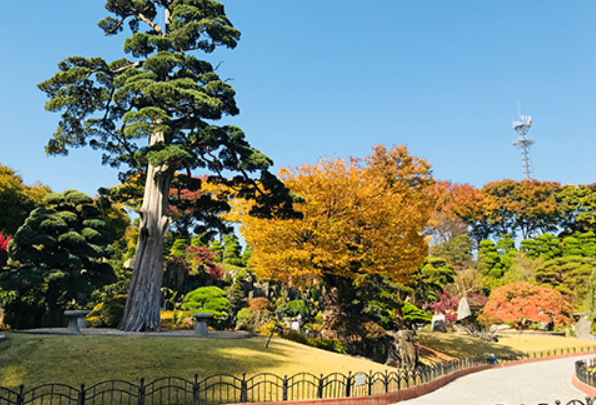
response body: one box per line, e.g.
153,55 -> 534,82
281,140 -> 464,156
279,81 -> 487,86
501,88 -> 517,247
281,329 -> 308,344
255,320 -> 277,335
87,295 -> 126,328
236,308 -> 255,330
314,312 -> 323,325
307,338 -> 346,353
278,300 -> 308,318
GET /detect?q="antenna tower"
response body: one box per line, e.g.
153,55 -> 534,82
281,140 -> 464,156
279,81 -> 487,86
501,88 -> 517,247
512,104 -> 535,180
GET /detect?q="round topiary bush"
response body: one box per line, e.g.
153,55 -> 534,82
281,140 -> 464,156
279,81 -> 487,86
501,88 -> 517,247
235,307 -> 255,330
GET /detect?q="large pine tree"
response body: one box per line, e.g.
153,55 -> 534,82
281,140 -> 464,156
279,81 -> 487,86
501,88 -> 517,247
39,0 -> 296,331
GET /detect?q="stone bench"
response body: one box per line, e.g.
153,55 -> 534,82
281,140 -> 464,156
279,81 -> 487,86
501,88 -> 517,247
193,313 -> 212,336
64,310 -> 90,334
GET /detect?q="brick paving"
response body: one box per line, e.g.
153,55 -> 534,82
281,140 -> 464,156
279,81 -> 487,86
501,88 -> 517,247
395,355 -> 591,405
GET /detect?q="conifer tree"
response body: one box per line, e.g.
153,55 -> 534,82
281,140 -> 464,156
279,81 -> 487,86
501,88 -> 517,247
38,0 -> 296,331
0,190 -> 116,328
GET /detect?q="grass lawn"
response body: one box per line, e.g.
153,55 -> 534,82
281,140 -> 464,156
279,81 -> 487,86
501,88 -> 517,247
0,332 -> 395,390
417,331 -> 596,360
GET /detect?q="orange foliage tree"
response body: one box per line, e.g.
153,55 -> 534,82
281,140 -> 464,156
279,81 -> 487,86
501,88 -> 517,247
430,179 -> 562,242
229,145 -> 435,337
482,281 -> 572,329
428,181 -> 482,243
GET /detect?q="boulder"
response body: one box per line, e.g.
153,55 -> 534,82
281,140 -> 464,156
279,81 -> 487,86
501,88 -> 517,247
431,314 -> 448,333
575,316 -> 592,340
457,297 -> 472,320
385,330 -> 418,370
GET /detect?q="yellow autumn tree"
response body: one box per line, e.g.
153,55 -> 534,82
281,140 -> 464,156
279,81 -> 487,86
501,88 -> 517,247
224,145 -> 434,337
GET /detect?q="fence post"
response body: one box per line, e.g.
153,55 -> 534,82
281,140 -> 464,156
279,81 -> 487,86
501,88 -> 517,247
193,374 -> 199,405
240,373 -> 247,403
368,370 -> 372,396
317,374 -> 323,399
385,371 -> 389,393
282,375 -> 288,402
345,372 -> 352,398
16,385 -> 24,405
77,384 -> 85,405
138,378 -> 145,405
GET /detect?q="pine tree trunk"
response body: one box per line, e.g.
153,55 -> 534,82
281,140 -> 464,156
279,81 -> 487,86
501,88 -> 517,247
394,290 -> 405,330
119,135 -> 174,331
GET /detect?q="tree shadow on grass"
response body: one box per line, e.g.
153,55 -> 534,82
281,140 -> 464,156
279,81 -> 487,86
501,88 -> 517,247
415,332 -> 525,360
0,333 -> 384,390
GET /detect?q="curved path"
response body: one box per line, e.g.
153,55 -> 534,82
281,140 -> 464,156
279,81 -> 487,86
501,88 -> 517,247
395,355 -> 591,405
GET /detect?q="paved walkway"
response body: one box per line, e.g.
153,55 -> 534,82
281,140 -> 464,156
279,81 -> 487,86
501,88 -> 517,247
14,328 -> 255,339
396,355 -> 591,405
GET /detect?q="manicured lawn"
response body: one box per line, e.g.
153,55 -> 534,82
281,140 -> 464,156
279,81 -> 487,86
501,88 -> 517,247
0,332 -> 395,390
417,331 -> 596,360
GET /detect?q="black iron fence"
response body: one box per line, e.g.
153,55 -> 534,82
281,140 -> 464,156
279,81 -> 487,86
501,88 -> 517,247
575,356 -> 596,388
3,345 -> 596,405
0,357 -> 490,405
494,400 -> 596,405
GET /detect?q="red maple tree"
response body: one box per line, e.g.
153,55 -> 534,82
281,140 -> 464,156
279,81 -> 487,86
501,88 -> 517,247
428,290 -> 459,325
185,245 -> 223,280
483,281 -> 572,329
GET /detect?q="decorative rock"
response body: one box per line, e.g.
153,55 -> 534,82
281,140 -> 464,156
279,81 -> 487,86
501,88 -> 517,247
0,335 -> 5,343
574,316 -> 592,340
457,297 -> 472,321
385,330 -> 418,370
63,310 -> 90,335
193,313 -> 213,336
431,314 -> 448,333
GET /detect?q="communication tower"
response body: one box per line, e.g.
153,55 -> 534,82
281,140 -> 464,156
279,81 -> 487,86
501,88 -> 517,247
512,105 -> 535,180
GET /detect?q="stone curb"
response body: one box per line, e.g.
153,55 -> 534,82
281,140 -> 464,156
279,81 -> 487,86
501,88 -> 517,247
572,373 -> 596,397
500,351 -> 596,368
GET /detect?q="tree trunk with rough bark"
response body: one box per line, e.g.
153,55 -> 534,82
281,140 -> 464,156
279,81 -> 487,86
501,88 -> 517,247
394,289 -> 406,330
119,133 -> 175,331
320,274 -> 350,339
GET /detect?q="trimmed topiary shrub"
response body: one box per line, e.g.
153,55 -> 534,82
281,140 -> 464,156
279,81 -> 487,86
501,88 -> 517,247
182,286 -> 230,319
235,307 -> 255,330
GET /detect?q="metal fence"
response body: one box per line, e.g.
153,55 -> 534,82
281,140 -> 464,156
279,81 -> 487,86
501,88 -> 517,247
494,400 -> 596,405
575,356 -> 596,388
0,357 -> 490,405
3,345 -> 596,405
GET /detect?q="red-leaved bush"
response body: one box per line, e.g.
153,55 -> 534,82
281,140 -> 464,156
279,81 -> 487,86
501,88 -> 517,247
0,232 -> 10,252
482,281 -> 572,329
0,232 -> 10,267
249,297 -> 273,312
428,290 -> 459,325
185,245 -> 224,280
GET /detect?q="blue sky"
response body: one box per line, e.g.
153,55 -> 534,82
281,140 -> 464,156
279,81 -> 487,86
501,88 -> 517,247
1,1 -> 595,197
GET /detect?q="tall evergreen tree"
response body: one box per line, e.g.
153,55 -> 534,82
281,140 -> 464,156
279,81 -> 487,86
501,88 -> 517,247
38,0 -> 296,331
